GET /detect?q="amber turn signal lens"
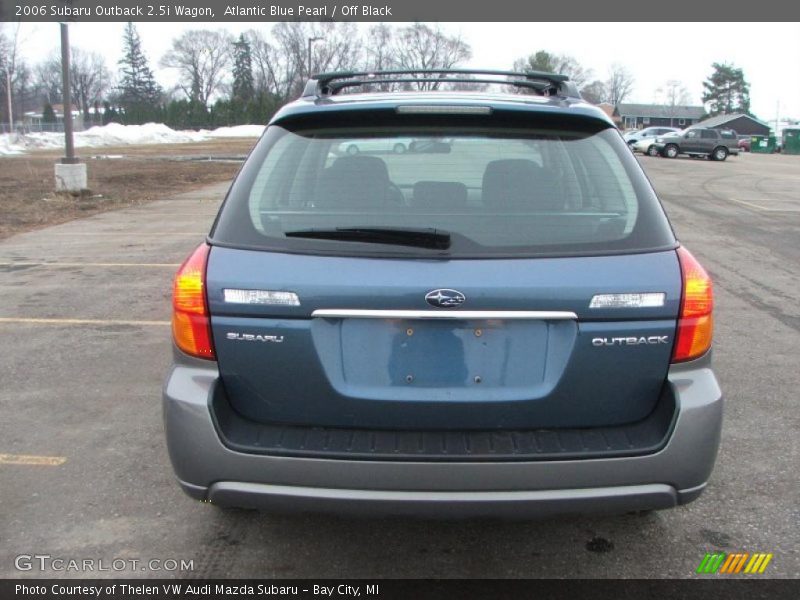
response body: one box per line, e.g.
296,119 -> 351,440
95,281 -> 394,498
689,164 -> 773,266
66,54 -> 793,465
172,243 -> 215,359
672,247 -> 713,362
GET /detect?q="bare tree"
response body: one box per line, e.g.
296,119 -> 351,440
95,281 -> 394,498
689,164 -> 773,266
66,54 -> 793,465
34,49 -> 111,118
70,49 -> 112,118
656,79 -> 691,109
271,22 -> 362,97
391,23 -> 471,90
605,63 -> 635,106
246,24 -> 471,100
363,24 -> 396,72
580,80 -> 607,104
0,23 -> 25,128
33,58 -> 62,105
246,29 -> 296,102
161,29 -> 233,105
513,51 -> 592,88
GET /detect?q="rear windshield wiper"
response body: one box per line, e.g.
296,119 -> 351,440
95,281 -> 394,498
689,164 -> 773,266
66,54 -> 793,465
284,227 -> 451,250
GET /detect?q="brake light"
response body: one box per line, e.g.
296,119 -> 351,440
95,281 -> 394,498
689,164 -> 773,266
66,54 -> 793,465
672,246 -> 713,362
172,243 -> 215,360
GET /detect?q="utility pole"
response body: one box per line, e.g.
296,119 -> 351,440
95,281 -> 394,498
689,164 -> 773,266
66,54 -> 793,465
4,58 -> 11,133
3,24 -> 17,133
307,36 -> 323,79
60,22 -> 76,163
55,21 -> 86,193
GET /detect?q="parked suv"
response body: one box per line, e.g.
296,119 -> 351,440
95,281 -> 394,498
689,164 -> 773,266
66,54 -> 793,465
653,128 -> 739,161
164,69 -> 722,517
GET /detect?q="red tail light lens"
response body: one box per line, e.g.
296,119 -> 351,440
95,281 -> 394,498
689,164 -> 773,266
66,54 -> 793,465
672,246 -> 713,362
172,243 -> 215,360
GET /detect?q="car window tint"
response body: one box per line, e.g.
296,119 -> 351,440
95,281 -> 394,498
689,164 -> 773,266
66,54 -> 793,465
212,123 -> 675,258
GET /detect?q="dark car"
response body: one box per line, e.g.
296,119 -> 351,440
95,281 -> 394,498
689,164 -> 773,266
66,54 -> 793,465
163,69 -> 722,517
653,127 -> 739,161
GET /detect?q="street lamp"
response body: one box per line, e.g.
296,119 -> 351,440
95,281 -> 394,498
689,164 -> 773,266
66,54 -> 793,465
307,36 -> 324,79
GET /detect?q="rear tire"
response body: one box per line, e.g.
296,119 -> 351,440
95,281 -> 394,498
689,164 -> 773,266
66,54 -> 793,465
393,142 -> 406,154
346,144 -> 359,156
647,145 -> 659,157
663,144 -> 679,158
711,146 -> 728,161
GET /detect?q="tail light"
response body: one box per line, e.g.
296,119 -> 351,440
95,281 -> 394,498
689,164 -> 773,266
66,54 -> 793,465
672,246 -> 713,362
172,243 -> 215,360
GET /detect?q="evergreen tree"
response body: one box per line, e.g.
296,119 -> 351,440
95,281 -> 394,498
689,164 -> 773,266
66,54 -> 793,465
231,34 -> 254,104
101,101 -> 119,125
42,102 -> 56,123
702,63 -> 751,116
117,22 -> 162,111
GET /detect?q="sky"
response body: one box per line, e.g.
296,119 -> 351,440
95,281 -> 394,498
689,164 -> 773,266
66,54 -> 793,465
9,21 -> 800,123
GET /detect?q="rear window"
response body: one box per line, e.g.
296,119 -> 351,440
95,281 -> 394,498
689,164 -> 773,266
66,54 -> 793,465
211,117 -> 676,258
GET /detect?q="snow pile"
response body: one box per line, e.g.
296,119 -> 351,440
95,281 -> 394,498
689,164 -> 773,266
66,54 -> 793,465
0,134 -> 25,156
0,122 -> 264,156
78,122 -> 207,146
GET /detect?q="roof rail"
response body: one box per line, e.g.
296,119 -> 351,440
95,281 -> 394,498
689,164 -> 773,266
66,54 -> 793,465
301,69 -> 581,99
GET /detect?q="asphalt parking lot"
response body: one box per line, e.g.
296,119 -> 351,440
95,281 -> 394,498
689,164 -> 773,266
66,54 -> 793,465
1,151 -> 798,579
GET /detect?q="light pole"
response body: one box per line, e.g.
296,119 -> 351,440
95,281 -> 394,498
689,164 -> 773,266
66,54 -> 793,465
307,36 -> 323,79
3,24 -> 17,133
4,56 -> 11,133
60,22 -> 75,164
54,21 -> 86,193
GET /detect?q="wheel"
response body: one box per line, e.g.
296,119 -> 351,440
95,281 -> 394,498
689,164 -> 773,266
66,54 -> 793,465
346,144 -> 359,156
392,142 -> 406,154
647,145 -> 659,157
711,146 -> 728,161
663,144 -> 679,158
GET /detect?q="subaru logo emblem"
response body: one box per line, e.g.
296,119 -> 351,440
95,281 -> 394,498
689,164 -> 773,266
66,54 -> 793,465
425,289 -> 466,309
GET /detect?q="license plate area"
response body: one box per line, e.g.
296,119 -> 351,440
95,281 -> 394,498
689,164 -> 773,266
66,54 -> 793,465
339,318 -> 549,388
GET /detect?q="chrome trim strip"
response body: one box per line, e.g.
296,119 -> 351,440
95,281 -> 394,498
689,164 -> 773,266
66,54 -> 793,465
311,309 -> 577,320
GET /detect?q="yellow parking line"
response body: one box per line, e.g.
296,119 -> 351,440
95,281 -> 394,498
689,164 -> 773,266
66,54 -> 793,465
0,262 -> 179,268
0,454 -> 67,466
729,198 -> 800,213
0,318 -> 169,326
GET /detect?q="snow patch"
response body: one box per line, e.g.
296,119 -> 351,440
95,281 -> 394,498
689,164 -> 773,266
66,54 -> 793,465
0,122 -> 264,156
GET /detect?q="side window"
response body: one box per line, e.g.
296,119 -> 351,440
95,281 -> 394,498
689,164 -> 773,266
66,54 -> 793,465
686,130 -> 698,139
701,130 -> 717,139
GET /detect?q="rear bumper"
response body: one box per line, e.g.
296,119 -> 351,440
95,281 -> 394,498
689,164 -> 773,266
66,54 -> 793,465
163,353 -> 722,516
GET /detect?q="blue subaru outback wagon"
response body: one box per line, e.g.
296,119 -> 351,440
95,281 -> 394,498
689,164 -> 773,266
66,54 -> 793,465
163,69 -> 722,516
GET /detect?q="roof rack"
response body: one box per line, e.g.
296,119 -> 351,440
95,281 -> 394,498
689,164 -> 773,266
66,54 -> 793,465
301,69 -> 581,99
